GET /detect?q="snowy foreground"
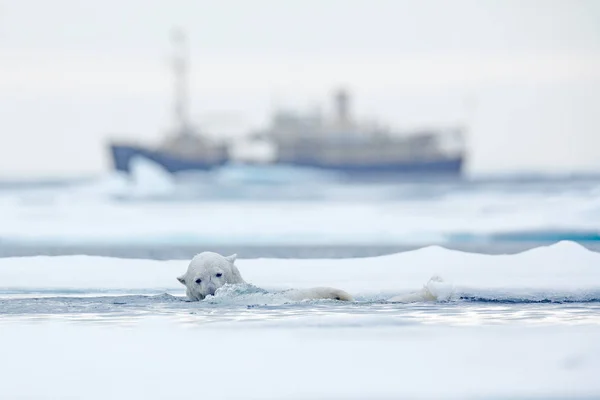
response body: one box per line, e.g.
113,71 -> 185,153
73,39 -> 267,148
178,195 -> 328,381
1,320 -> 600,400
1,241 -> 600,399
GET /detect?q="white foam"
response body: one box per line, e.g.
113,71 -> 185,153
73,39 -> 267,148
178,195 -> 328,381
43,156 -> 177,201
1,241 -> 599,302
126,156 -> 176,198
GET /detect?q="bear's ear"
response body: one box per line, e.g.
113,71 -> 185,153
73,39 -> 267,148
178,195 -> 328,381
177,275 -> 186,285
225,254 -> 237,264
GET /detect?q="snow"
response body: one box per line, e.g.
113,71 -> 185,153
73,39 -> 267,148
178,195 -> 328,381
2,157 -> 600,399
0,319 -> 599,399
0,167 -> 599,246
2,241 -> 600,399
1,241 -> 599,302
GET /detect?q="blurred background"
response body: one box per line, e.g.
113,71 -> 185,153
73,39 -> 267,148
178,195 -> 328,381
1,0 -> 599,259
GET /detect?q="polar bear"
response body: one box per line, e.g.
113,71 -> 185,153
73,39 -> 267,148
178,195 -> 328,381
177,251 -> 353,302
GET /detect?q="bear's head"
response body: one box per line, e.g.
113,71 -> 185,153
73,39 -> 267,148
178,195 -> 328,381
177,252 -> 244,301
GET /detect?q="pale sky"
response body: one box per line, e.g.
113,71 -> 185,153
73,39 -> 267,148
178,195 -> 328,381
1,0 -> 600,177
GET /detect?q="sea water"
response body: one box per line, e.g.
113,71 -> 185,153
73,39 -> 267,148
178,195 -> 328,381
1,165 -> 600,399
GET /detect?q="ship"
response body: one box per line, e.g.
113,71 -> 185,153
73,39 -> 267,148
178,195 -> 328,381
108,30 -> 467,181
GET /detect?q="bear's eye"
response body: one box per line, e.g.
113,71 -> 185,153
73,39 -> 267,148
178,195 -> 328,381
195,278 -> 202,284
216,273 -> 223,278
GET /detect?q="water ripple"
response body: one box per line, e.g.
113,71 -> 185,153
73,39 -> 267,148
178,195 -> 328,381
1,294 -> 599,328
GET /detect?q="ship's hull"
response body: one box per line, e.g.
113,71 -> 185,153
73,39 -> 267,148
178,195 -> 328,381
110,144 -> 228,174
109,144 -> 464,178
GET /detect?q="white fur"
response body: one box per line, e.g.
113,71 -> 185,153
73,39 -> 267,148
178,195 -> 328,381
177,251 -> 353,302
282,287 -> 354,302
386,275 -> 454,303
177,252 -> 245,301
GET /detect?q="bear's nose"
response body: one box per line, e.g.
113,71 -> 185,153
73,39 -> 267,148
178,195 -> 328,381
207,287 -> 216,296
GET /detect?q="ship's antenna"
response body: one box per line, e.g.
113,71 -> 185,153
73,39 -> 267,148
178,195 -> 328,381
170,27 -> 191,136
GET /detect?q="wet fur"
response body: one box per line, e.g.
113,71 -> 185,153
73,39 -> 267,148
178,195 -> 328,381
177,252 -> 353,302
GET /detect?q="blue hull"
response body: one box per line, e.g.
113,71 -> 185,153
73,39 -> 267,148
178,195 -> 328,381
109,144 -> 464,178
110,144 -> 227,173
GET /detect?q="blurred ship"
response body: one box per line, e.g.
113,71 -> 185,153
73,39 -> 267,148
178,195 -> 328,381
108,30 -> 466,180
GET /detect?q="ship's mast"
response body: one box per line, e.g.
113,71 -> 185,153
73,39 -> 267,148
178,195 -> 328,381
334,88 -> 351,127
170,27 -> 191,136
